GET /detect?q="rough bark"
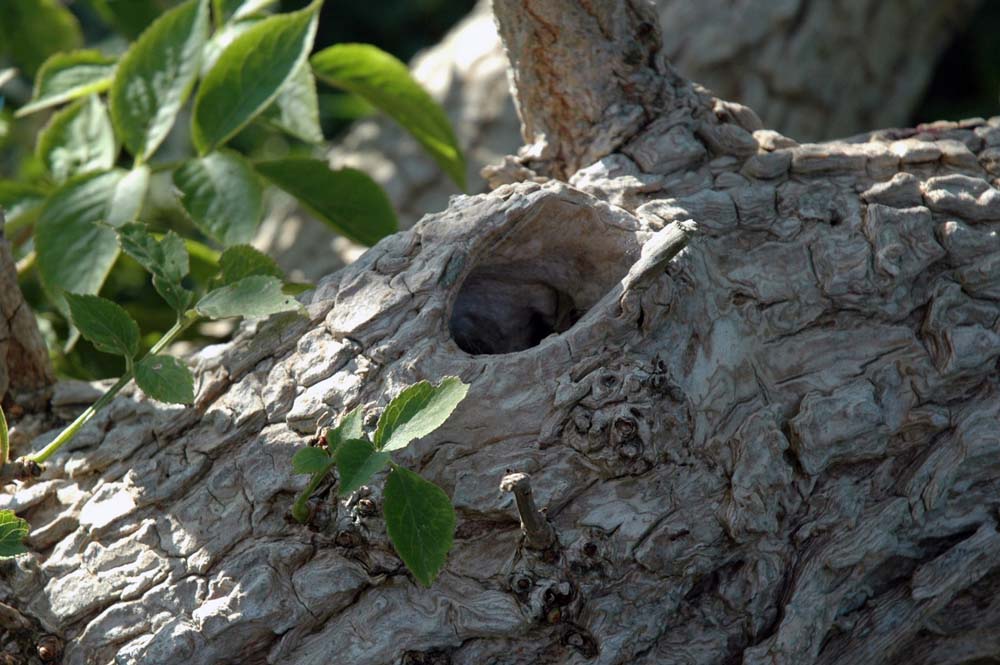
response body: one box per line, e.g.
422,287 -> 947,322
4,2 -> 1000,664
0,211 -> 55,411
260,0 -> 982,282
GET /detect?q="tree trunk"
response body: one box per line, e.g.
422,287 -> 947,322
6,2 -> 1000,664
0,211 -> 54,410
259,0 -> 982,282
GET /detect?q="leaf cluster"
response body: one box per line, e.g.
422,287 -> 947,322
66,235 -> 299,404
292,377 -> 469,586
2,0 -> 464,352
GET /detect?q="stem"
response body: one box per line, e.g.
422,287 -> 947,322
28,311 -> 200,465
0,405 -> 8,472
292,461 -> 336,523
149,159 -> 186,174
15,249 -> 35,277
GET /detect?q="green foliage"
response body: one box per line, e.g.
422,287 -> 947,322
17,51 -> 117,117
0,408 -> 24,560
4,0 -> 464,359
255,159 -> 397,246
37,96 -> 117,183
292,446 -> 331,475
330,406 -> 365,443
173,151 -> 263,246
335,438 -> 390,496
218,244 -> 282,284
65,293 -> 140,359
195,274 -> 302,319
114,224 -> 193,314
374,377 -> 469,452
291,377 -> 467,586
135,354 -> 195,404
383,465 -> 456,587
35,169 -> 147,311
0,0 -> 83,76
27,240 -> 304,466
110,0 -> 210,161
0,510 -> 30,559
312,43 -> 466,189
260,63 -> 324,144
213,0 -> 280,24
0,182 -> 48,225
192,2 -> 319,153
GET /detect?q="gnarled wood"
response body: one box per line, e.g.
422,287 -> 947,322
259,0 -> 982,283
3,2 -> 1000,664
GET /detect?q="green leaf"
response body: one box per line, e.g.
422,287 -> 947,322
135,354 -> 195,404
106,166 -> 151,227
0,0 -> 83,77
109,0 -> 210,160
255,159 -> 396,246
311,43 -> 466,190
152,275 -> 195,315
64,293 -> 140,359
374,377 -> 468,452
16,50 -> 117,117
0,181 -> 48,224
330,406 -> 364,444
35,168 -> 149,312
383,465 -> 455,587
116,223 -> 189,284
218,244 -> 282,284
0,510 -> 30,558
195,274 -> 302,319
320,92 -> 374,121
37,95 -> 117,183
173,151 -> 263,246
214,0 -> 280,23
292,445 -> 330,475
115,223 -> 193,313
260,62 -> 323,143
192,2 -> 320,153
335,438 -> 390,496
200,17 -> 256,75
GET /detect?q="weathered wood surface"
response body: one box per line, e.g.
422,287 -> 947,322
4,1 -> 1000,663
259,0 -> 982,282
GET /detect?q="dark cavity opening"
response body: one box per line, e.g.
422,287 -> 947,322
448,197 -> 642,355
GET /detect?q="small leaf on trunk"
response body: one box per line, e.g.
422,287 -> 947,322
382,465 -> 455,587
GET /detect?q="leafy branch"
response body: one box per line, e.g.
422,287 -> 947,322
28,230 -> 302,466
291,377 -> 469,586
3,0 -> 465,359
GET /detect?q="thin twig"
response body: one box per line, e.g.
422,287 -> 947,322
500,472 -> 557,550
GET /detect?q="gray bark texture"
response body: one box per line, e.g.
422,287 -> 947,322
259,0 -> 982,282
4,1 -> 1000,663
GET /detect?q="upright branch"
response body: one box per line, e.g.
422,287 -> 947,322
0,211 -> 55,409
492,0 -> 698,179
